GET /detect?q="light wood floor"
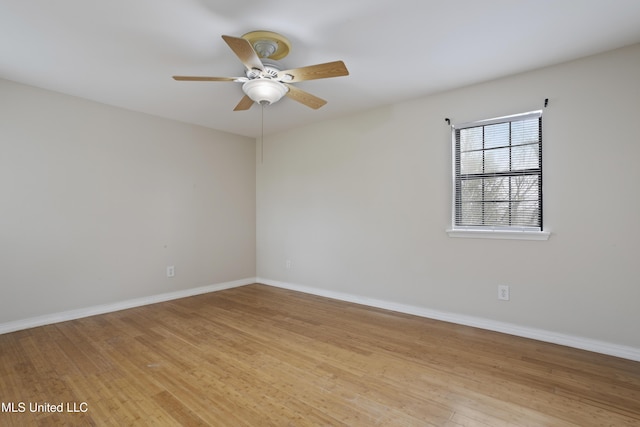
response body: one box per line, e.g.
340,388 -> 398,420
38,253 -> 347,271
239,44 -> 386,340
1,284 -> 639,426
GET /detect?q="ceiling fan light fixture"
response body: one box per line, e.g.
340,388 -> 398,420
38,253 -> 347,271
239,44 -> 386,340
174,32 -> 348,110
242,79 -> 288,105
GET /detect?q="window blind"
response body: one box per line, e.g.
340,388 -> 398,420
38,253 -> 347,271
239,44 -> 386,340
453,111 -> 542,230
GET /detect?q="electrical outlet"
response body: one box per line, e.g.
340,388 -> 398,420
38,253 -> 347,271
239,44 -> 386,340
285,259 -> 292,270
166,265 -> 175,278
498,285 -> 510,301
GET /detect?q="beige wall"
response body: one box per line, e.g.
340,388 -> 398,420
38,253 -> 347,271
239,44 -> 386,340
257,44 -> 640,349
0,79 -> 256,324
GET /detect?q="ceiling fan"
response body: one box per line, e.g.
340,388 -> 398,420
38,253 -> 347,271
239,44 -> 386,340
173,31 -> 349,111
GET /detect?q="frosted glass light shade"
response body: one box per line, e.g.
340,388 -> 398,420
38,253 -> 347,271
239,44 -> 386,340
242,79 -> 288,105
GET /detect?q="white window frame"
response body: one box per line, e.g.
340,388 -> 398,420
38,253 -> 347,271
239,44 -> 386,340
446,110 -> 550,241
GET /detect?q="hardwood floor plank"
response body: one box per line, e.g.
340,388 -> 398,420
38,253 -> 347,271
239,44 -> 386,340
1,284 -> 639,426
151,390 -> 209,426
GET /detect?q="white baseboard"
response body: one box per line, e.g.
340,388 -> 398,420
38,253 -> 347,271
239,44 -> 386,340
0,277 -> 256,335
257,278 -> 640,362
5,276 -> 638,362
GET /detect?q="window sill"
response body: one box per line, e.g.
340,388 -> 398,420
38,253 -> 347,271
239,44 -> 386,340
446,228 -> 550,241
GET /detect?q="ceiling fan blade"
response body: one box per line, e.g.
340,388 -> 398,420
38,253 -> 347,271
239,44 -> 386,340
285,85 -> 327,109
173,76 -> 244,82
233,95 -> 254,111
277,60 -> 349,83
222,35 -> 264,72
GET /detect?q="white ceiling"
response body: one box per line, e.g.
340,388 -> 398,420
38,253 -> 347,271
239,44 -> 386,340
2,0 -> 640,138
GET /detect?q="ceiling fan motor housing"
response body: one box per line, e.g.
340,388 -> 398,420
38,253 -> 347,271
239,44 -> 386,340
245,59 -> 282,80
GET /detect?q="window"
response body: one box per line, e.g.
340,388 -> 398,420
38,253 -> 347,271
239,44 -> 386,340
448,110 -> 549,240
